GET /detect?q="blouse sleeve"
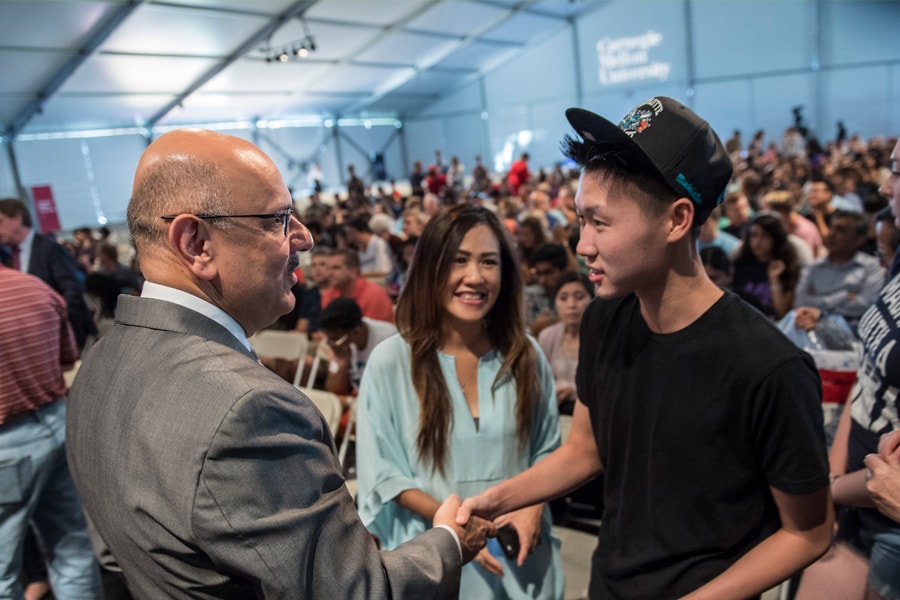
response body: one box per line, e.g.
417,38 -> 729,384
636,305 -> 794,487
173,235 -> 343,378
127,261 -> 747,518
528,338 -> 562,465
355,338 -> 422,531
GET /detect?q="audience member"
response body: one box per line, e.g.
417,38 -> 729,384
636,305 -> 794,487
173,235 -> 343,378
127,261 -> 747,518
96,242 -> 141,293
318,297 -> 396,397
65,128 -> 491,598
321,249 -> 394,323
699,245 -> 733,290
471,155 -> 489,192
793,209 -> 885,330
874,206 -> 900,272
346,164 -> 366,209
0,198 -> 96,349
732,212 -> 801,318
410,160 -> 425,197
804,177 -> 856,239
343,214 -> 393,278
402,204 -> 428,238
700,246 -> 766,313
764,189 -> 824,259
446,155 -> 465,194
386,235 -> 418,300
722,190 -> 751,239
458,97 -> 832,598
523,243 -> 568,335
537,270 -> 594,415
516,215 -> 547,284
357,204 -> 564,599
507,152 -> 531,196
696,206 -> 739,256
0,264 -> 101,598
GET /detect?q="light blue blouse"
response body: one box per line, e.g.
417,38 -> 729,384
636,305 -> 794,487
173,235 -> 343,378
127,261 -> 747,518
356,333 -> 564,599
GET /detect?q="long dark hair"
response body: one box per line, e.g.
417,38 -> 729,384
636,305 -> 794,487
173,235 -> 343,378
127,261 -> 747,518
395,204 -> 538,476
735,212 -> 800,291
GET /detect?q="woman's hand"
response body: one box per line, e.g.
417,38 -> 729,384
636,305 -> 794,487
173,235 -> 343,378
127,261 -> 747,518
768,259 -> 786,283
494,504 -> 543,566
474,546 -> 505,576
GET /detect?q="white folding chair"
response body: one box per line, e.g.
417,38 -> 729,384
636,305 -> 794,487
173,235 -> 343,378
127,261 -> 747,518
338,397 -> 358,469
296,386 -> 343,436
248,330 -> 309,386
303,342 -> 329,389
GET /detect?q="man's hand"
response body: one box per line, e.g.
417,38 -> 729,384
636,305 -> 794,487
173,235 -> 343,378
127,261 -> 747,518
864,451 -> 900,523
433,494 -> 496,563
879,430 -> 900,459
456,491 -> 501,528
794,306 -> 822,331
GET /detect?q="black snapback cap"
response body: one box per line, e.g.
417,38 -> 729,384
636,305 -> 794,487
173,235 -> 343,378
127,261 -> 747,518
565,96 -> 733,224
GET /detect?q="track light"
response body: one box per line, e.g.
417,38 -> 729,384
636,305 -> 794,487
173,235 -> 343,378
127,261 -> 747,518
261,19 -> 317,64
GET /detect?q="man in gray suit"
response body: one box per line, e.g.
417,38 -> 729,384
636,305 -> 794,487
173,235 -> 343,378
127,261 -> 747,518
66,129 -> 493,598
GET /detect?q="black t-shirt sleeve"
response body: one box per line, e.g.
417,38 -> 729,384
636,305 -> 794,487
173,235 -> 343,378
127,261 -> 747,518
751,352 -> 830,494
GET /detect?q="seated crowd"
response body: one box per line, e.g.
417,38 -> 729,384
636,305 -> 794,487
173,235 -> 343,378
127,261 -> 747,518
3,119 -> 900,600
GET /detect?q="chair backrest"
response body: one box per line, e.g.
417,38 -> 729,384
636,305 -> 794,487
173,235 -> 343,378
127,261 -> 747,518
249,331 -> 309,386
338,397 -> 358,468
249,330 -> 309,361
297,386 -> 343,436
303,341 -> 330,388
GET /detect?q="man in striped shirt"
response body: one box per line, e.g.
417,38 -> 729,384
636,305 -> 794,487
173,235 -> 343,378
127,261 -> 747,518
0,264 -> 101,598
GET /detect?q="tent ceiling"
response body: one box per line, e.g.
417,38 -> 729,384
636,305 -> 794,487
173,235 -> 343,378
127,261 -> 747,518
0,0 -> 603,138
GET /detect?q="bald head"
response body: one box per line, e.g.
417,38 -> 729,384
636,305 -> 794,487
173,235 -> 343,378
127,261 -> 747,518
128,129 -> 283,257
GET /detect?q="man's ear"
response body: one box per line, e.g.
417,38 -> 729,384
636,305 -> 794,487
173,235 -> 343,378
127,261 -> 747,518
668,198 -> 696,242
168,215 -> 218,280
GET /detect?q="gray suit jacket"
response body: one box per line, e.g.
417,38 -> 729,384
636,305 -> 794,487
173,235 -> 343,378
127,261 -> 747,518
66,295 -> 461,599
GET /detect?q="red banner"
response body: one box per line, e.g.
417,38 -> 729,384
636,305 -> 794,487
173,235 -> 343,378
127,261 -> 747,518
31,185 -> 62,233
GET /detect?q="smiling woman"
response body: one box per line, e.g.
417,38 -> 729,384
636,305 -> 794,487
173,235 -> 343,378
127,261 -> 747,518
355,203 -> 565,599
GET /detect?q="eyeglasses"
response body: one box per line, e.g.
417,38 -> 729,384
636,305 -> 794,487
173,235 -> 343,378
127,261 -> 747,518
160,209 -> 295,236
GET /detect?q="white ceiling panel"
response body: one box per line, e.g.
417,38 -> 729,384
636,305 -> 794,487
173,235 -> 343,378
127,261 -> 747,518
25,93 -> 177,133
0,0 -> 113,49
405,1 -> 508,37
481,11 -> 558,44
0,96 -> 28,127
59,54 -> 220,94
275,94 -> 361,116
532,0 -> 604,18
101,3 -> 269,56
306,64 -> 414,94
159,0 -> 300,15
1,0 -> 605,137
200,58 -> 333,93
387,70 -> 459,97
432,39 -> 516,72
0,50 -> 72,94
303,0 -> 423,26
354,31 -> 458,69
161,92 -> 292,125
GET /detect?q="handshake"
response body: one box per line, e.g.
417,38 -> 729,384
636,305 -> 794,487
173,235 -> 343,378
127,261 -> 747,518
433,492 -> 528,566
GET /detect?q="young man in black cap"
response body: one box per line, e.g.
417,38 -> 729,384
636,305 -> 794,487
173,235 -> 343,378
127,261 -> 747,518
459,97 -> 833,599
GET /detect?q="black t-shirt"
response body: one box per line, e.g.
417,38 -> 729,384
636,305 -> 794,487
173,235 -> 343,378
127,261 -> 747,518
576,292 -> 829,599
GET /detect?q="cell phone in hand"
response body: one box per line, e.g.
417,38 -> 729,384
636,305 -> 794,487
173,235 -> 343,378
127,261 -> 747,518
496,524 -> 519,560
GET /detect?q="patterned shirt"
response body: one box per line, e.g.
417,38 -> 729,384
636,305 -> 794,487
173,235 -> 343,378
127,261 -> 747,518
0,265 -> 77,423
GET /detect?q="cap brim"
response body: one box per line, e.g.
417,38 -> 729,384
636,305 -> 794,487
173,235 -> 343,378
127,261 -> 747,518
565,107 -> 666,180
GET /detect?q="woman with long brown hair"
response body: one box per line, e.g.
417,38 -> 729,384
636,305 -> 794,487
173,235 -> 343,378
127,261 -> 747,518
356,204 -> 564,598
